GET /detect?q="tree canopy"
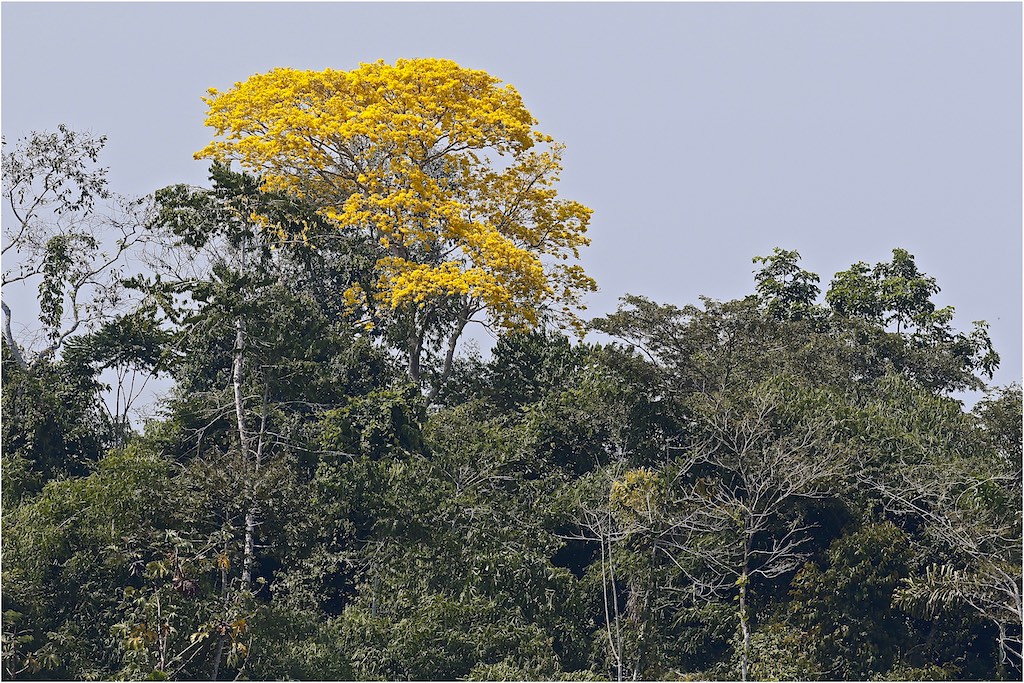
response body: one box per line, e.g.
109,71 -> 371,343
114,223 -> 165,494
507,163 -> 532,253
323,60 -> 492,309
196,59 -> 596,393
1,107 -> 1020,681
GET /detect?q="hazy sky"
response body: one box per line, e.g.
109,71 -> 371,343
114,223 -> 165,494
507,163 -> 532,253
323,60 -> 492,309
2,2 -> 1021,400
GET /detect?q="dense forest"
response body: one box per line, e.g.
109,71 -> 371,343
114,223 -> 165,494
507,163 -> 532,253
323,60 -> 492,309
2,60 -> 1021,681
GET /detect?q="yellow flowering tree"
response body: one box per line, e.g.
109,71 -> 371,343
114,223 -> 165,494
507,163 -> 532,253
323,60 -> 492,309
197,58 -> 596,396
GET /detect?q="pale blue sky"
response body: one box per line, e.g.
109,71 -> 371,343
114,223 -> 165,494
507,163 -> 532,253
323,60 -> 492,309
3,2 -> 1021,400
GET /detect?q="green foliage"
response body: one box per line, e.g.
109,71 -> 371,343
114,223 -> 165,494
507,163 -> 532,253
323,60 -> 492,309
974,384 -> 1023,464
484,329 -> 587,410
2,125 -> 109,216
2,347 -> 112,500
786,523 -> 917,678
743,621 -> 820,680
62,309 -> 171,375
2,444 -> 174,679
825,249 -> 999,391
335,596 -> 564,680
871,662 -> 960,681
241,606 -> 354,680
4,227 -> 1018,682
752,247 -> 823,322
827,248 -> 942,333
318,385 -> 426,460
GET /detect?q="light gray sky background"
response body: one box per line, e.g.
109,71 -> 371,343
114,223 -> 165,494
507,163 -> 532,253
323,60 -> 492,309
2,2 -> 1021,404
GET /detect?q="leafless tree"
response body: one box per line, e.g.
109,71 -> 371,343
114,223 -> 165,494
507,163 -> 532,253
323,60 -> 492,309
3,127 -> 162,442
563,472 -> 634,683
2,126 -> 152,369
655,388 -> 849,681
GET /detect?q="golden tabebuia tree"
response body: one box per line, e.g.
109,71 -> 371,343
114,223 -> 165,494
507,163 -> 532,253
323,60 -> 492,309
197,58 -> 595,395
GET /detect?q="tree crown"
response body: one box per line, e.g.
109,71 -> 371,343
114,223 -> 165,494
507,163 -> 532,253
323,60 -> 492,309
197,59 -> 595,333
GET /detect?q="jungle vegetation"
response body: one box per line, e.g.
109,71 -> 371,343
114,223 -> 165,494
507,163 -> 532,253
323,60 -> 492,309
2,60 -> 1020,681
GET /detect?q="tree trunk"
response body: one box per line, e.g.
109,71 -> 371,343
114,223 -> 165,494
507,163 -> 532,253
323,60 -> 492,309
232,318 -> 258,592
1,301 -> 28,370
232,319 -> 249,452
739,574 -> 750,682
599,517 -> 624,683
242,381 -> 268,592
407,306 -> 424,383
626,548 -> 656,680
407,337 -> 421,382
426,304 -> 470,402
210,632 -> 226,681
242,510 -> 256,589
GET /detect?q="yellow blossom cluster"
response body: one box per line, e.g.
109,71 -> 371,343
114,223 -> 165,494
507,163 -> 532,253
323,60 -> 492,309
197,58 -> 595,331
610,468 -> 662,521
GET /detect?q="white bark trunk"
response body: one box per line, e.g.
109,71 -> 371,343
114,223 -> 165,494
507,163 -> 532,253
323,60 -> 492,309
1,301 -> 29,370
